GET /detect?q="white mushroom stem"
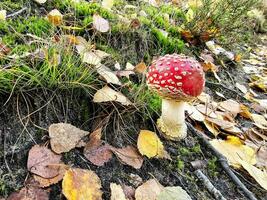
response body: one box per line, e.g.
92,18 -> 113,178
157,99 -> 187,140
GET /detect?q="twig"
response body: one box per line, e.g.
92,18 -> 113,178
186,123 -> 258,200
194,169 -> 227,200
6,7 -> 27,18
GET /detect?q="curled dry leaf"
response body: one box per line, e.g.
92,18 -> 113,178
93,14 -> 110,33
210,136 -> 256,168
84,128 -> 113,166
203,120 -> 220,137
47,9 -> 63,26
110,183 -> 127,200
111,146 -> 143,169
62,168 -> 102,200
7,186 -> 49,200
33,164 -> 69,188
93,86 -> 132,106
137,130 -> 170,159
135,179 -> 163,200
157,186 -> 192,200
239,104 -> 252,119
82,50 -> 110,65
27,145 -> 62,178
205,117 -> 235,130
49,123 -> 89,154
236,83 -> 248,94
96,64 -> 122,85
196,104 -> 217,118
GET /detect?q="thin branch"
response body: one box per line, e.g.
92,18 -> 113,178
187,123 -> 258,200
194,169 -> 227,200
6,7 -> 28,18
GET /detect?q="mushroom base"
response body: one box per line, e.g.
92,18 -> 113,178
157,117 -> 187,140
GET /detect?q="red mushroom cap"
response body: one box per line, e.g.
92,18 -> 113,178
146,54 -> 205,101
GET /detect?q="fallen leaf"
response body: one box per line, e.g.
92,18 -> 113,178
239,104 -> 252,119
49,123 -> 89,154
97,65 -> 122,85
137,130 -> 170,159
251,114 -> 267,129
47,9 -> 63,26
0,43 -> 11,56
93,14 -> 110,33
102,0 -> 114,10
185,103 -> 205,122
240,160 -> 267,190
111,146 -> 143,169
218,99 -> 241,116
122,185 -> 135,200
0,10 -> 6,21
205,117 -> 235,130
203,120 -> 220,136
82,50 -> 110,65
7,186 -> 49,200
93,86 -> 132,106
27,145 -> 62,178
157,186 -> 192,200
196,104 -> 217,118
110,183 -> 127,200
33,164 -> 69,188
62,168 -> 102,200
236,83 -> 248,94
210,136 -> 256,168
135,179 -> 163,200
135,62 -> 147,74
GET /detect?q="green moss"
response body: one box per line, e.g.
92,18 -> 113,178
191,144 -> 201,154
83,16 -> 93,26
143,6 -> 157,16
139,16 -> 152,27
179,147 -> 190,156
176,159 -> 185,171
154,15 -> 169,29
208,157 -> 219,177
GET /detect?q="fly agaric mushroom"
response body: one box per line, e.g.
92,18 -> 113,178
146,54 -> 205,140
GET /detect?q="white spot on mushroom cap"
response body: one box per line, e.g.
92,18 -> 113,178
153,74 -> 157,78
175,67 -> 179,71
174,75 -> 182,80
161,80 -> 166,84
177,82 -> 182,86
181,71 -> 187,76
164,72 -> 168,76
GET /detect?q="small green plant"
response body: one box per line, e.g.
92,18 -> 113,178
208,157 -> 219,177
176,159 -> 185,171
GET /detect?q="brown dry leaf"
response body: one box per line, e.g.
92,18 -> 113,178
137,130 -> 170,159
62,168 -> 102,200
111,146 -> 143,169
110,183 -> 127,200
93,14 -> 110,33
196,104 -> 217,118
218,99 -> 241,116
49,123 -> 89,154
93,86 -> 132,106
135,62 -> 147,74
157,186 -> 192,200
185,103 -> 205,122
33,164 -> 69,188
210,136 -> 256,168
96,64 -> 122,85
205,117 -> 235,130
135,179 -> 163,200
47,9 -> 63,26
84,128 -> 113,166
27,145 -> 61,178
0,43 -> 11,56
7,187 -> 49,200
251,114 -> 267,129
239,160 -> 267,190
203,120 -> 220,136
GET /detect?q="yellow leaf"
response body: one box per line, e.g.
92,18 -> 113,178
137,130 -> 169,159
62,168 -> 102,200
47,9 -> 63,26
135,62 -> 147,74
203,120 -> 220,136
239,104 -> 252,119
185,8 -> 194,22
210,136 -> 256,168
240,160 -> 267,190
188,0 -> 203,8
0,10 -> 6,21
